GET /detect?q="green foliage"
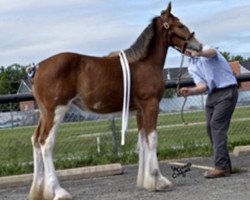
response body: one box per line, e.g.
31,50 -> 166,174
0,64 -> 28,112
163,88 -> 176,98
220,51 -> 250,62
0,64 -> 28,95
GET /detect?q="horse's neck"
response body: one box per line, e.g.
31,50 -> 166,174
146,37 -> 169,69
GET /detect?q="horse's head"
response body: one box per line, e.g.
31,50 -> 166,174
160,2 -> 202,53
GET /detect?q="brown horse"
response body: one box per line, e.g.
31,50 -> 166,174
29,2 -> 202,200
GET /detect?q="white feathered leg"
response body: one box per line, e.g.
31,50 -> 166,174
143,131 -> 172,191
137,130 -> 145,188
29,135 -> 44,200
41,106 -> 72,200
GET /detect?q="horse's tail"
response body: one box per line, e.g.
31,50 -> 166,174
26,63 -> 37,83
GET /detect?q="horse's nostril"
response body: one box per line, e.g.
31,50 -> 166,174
199,44 -> 203,52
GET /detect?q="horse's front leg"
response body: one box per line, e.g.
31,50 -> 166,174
140,99 -> 172,191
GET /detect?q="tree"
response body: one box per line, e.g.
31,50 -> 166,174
0,64 -> 28,112
0,64 -> 27,95
232,55 -> 244,62
220,51 -> 231,61
220,51 -> 250,62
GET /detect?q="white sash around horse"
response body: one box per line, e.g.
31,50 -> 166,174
119,51 -> 131,145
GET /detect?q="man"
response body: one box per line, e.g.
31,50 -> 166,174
180,45 -> 238,178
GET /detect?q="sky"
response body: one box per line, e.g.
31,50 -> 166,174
0,0 -> 250,68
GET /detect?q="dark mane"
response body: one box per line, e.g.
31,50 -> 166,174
124,17 -> 157,63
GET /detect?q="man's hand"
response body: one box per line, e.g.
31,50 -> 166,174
179,83 -> 207,97
179,87 -> 194,97
185,49 -> 200,57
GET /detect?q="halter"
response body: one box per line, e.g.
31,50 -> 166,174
161,16 -> 195,53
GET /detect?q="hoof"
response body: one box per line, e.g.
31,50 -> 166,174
43,185 -> 72,200
143,173 -> 173,192
156,177 -> 173,191
29,191 -> 43,200
29,185 -> 43,200
53,187 -> 72,200
54,194 -> 72,200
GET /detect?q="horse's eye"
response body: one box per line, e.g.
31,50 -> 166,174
178,24 -> 185,29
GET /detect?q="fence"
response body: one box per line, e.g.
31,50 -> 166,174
0,76 -> 250,176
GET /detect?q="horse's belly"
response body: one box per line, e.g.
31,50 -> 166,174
72,98 -> 90,112
72,96 -> 123,114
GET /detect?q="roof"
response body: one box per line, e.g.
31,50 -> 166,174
17,80 -> 32,94
240,61 -> 250,71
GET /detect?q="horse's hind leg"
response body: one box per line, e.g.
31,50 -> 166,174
137,130 -> 146,188
29,119 -> 45,200
41,106 -> 72,200
140,99 -> 173,191
136,111 -> 145,188
30,105 -> 71,200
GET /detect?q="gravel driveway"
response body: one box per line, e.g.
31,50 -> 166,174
1,155 -> 249,200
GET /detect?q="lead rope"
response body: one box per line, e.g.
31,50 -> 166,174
119,51 -> 131,145
176,54 -> 188,125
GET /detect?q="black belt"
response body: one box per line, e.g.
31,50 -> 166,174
212,84 -> 237,93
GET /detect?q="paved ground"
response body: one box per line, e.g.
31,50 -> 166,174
0,155 -> 250,200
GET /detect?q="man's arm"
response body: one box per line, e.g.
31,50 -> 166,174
186,48 -> 216,58
179,83 -> 207,97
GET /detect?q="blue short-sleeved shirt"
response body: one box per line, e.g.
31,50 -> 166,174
188,45 -> 237,93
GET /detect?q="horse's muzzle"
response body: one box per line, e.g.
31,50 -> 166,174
186,38 -> 202,52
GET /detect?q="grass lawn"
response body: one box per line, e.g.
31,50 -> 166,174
0,106 -> 249,176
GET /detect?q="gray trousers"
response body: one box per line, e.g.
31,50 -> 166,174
205,85 -> 238,171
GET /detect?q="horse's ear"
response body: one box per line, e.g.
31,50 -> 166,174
166,2 -> 172,14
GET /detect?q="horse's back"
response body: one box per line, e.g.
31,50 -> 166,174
36,52 -> 119,74
32,52 -> 124,113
